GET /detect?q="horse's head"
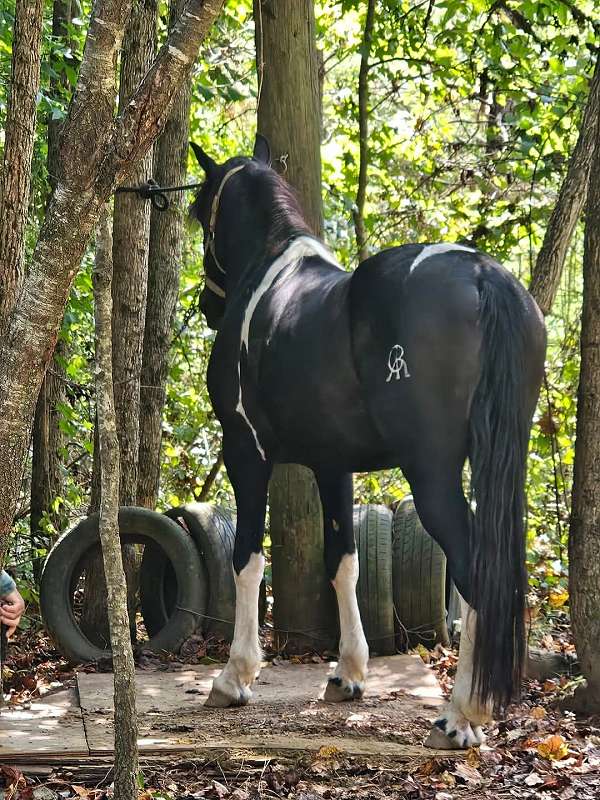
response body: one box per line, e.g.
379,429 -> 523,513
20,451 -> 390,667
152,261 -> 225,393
189,135 -> 273,330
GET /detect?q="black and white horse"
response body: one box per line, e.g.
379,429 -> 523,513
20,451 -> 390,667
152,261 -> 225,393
189,136 -> 546,749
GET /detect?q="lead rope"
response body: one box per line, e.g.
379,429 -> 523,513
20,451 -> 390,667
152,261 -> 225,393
116,163 -> 247,301
115,178 -> 205,210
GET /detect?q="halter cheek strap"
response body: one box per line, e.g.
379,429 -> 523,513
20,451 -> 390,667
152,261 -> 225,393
204,274 -> 226,299
205,163 -> 247,296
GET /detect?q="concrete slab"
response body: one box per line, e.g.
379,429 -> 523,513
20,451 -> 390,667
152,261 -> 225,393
77,655 -> 444,754
0,656 -> 447,763
0,689 -> 88,759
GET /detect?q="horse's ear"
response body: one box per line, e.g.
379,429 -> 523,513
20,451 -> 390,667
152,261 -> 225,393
253,133 -> 271,166
190,142 -> 217,176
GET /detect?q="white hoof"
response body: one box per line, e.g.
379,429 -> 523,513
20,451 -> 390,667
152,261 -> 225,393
323,676 -> 365,702
204,670 -> 253,708
425,707 -> 486,749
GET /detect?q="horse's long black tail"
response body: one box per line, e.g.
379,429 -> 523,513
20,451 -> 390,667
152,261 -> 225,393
468,269 -> 537,711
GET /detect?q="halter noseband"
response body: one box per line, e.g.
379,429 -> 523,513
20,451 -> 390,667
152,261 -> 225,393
204,163 -> 247,299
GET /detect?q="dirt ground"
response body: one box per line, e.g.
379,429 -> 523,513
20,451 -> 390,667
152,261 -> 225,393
2,628 -> 600,800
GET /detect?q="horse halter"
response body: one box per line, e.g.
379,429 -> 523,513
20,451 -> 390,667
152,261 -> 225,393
204,163 -> 247,299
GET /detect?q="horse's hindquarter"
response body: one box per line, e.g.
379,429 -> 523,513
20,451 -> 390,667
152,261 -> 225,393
348,246 -> 485,473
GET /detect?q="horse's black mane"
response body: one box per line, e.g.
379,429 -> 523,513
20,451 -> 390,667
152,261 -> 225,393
254,166 -> 313,254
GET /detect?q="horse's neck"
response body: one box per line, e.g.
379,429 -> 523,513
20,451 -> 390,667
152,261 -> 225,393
226,228 -> 312,292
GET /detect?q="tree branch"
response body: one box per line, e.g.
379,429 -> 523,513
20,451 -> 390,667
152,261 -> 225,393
352,0 -> 376,262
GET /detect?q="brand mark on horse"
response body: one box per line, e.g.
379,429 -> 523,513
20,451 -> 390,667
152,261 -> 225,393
386,344 -> 410,381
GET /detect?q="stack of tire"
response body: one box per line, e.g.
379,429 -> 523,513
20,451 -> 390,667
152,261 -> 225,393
353,499 -> 458,656
40,504 -> 237,663
40,498 -> 456,662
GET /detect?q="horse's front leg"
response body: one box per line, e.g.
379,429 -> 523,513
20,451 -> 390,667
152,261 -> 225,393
316,471 -> 369,702
426,596 -> 492,748
205,438 -> 272,708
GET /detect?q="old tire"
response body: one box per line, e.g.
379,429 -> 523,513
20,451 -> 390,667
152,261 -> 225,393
141,504 -> 237,641
40,507 -> 207,663
392,496 -> 450,649
353,504 -> 395,656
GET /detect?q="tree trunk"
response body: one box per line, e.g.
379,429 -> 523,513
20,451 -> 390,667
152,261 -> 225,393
93,209 -> 139,800
254,0 -> 338,652
112,0 -> 157,506
0,0 -> 225,568
352,0 -> 375,263
529,57 -> 600,315
30,342 -> 66,571
0,0 -> 44,335
82,0 -> 158,643
566,119 -> 600,714
30,0 -> 72,578
138,0 -> 192,509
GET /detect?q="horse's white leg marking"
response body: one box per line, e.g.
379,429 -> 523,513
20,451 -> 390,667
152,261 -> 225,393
324,552 -> 369,702
426,595 -> 492,748
205,553 -> 264,707
409,243 -> 475,273
236,236 -> 342,459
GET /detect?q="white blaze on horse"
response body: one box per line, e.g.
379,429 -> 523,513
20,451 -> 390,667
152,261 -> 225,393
189,135 -> 546,749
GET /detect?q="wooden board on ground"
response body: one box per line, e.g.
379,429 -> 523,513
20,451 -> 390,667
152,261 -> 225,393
78,655 -> 445,756
0,689 -> 88,759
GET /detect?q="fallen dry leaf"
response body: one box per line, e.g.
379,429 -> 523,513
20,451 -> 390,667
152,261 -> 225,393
537,734 -> 570,761
531,705 -> 546,719
453,762 -> 484,785
525,771 -> 544,786
315,745 -> 341,759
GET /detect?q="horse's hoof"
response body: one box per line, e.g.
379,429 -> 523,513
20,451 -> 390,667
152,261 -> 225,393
205,684 -> 251,708
324,676 -> 364,702
425,713 -> 485,749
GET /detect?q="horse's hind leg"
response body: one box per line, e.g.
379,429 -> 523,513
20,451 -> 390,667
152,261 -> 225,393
205,435 -> 272,708
316,471 -> 369,701
409,472 -> 491,748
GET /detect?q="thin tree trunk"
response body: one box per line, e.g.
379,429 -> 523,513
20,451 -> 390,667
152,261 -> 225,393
138,0 -> 192,509
31,0 -> 72,577
566,118 -> 600,714
352,0 -> 375,263
112,0 -> 157,506
254,0 -> 338,652
529,57 -> 600,315
0,0 -> 44,335
0,0 -> 225,568
82,0 -> 158,642
93,209 -> 139,800
30,343 -> 66,568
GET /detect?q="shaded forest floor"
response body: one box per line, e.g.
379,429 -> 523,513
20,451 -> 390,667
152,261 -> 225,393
2,614 -> 600,800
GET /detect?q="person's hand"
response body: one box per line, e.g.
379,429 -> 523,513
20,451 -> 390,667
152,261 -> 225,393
0,589 -> 25,638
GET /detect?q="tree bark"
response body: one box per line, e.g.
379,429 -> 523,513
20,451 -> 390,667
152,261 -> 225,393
83,0 -> 156,643
30,342 -> 66,567
112,0 -> 157,506
566,118 -> 600,714
352,0 -> 376,263
254,0 -> 338,652
529,57 -> 600,316
138,0 -> 192,509
93,208 -> 139,800
0,0 -> 44,335
0,0 -> 225,567
30,0 -> 72,577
